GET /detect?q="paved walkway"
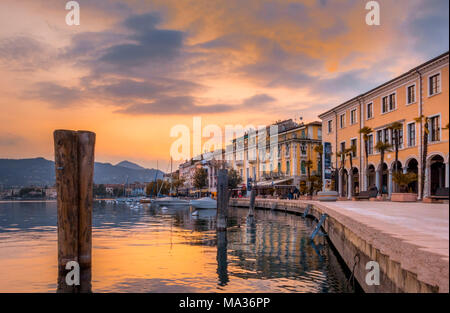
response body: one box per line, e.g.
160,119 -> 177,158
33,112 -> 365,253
311,201 -> 449,261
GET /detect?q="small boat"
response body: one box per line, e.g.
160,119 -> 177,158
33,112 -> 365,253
140,198 -> 152,204
189,197 -> 217,209
152,197 -> 189,207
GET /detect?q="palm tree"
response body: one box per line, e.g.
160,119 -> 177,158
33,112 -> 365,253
375,141 -> 392,196
314,144 -> 323,177
414,115 -> 429,199
359,127 -> 373,190
389,122 -> 403,192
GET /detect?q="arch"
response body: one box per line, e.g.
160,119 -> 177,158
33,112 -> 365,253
367,164 -> 376,189
405,156 -> 419,169
405,158 -> 419,194
390,160 -> 403,171
427,151 -> 445,163
429,155 -> 445,195
351,167 -> 360,194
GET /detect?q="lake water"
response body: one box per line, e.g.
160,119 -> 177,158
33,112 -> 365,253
0,201 -> 354,293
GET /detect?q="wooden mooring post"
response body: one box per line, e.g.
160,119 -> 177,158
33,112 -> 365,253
54,130 -> 95,292
216,169 -> 228,231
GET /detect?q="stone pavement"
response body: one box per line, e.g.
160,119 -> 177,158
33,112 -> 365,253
311,201 -> 449,261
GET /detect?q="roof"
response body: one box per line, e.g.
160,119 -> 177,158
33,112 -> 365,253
318,51 -> 449,119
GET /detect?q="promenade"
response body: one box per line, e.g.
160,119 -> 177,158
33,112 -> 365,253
229,198 -> 449,293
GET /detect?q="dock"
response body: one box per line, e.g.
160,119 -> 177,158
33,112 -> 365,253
229,198 -> 449,293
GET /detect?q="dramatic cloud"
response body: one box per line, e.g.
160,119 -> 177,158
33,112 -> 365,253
0,0 -> 448,165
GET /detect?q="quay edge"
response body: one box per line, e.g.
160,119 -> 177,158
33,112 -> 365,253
229,198 -> 448,293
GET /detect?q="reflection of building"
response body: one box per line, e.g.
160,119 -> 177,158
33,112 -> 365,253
225,119 -> 322,188
319,51 -> 449,199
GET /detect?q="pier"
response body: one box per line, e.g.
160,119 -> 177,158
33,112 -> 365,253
230,198 -> 449,293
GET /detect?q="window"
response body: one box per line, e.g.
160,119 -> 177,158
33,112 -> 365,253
350,109 -> 357,125
300,144 -> 307,155
277,162 -> 281,173
340,114 -> 345,128
368,135 -> 374,155
367,102 -> 373,119
391,127 -> 403,148
350,139 -> 357,157
240,169 -> 243,177
301,161 -> 306,175
382,93 -> 396,113
429,73 -> 441,96
327,120 -> 333,133
407,123 -> 416,147
382,96 -> 388,113
383,129 -> 390,144
286,161 -> 290,175
389,94 -> 396,111
340,142 -> 346,153
430,115 -> 440,142
376,130 -> 382,144
285,144 -> 290,156
407,85 -> 415,104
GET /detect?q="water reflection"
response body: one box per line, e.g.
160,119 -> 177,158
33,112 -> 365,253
0,201 -> 353,293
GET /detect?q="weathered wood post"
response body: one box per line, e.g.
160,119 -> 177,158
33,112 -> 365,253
54,130 -> 79,291
77,131 -> 95,270
54,129 -> 95,293
216,169 -> 228,231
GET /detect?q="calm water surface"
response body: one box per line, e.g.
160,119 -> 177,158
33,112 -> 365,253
0,201 -> 354,292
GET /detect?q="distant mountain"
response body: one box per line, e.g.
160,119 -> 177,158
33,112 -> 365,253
0,158 -> 164,187
116,160 -> 145,170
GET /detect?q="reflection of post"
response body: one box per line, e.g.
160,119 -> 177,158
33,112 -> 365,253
54,130 -> 95,293
248,184 -> 256,217
216,169 -> 228,231
216,230 -> 229,286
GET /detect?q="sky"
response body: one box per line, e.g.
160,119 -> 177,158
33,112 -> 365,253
0,0 -> 448,170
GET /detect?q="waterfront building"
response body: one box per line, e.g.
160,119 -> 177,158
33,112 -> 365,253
178,150 -> 225,195
319,51 -> 449,200
225,119 -> 322,190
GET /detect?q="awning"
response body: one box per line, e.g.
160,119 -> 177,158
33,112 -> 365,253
255,178 -> 293,187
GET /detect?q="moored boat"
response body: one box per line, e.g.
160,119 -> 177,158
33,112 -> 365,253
152,197 -> 189,207
189,197 -> 217,209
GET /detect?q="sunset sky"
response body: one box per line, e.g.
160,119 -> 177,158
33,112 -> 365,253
0,0 -> 448,170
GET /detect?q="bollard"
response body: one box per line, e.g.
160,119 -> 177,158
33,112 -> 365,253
54,129 -> 95,293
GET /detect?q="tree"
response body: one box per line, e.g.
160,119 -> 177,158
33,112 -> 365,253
345,145 -> 356,173
389,122 -> 403,174
375,141 -> 392,196
227,168 -> 242,190
392,172 -> 418,193
314,143 -> 323,176
193,167 -> 208,191
359,126 -> 373,190
172,177 -> 185,195
414,115 -> 429,199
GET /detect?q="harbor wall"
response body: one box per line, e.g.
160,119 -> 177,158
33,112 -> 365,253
229,198 -> 443,293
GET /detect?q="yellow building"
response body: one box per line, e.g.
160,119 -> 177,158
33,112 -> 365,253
225,119 -> 322,191
319,51 -> 449,200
